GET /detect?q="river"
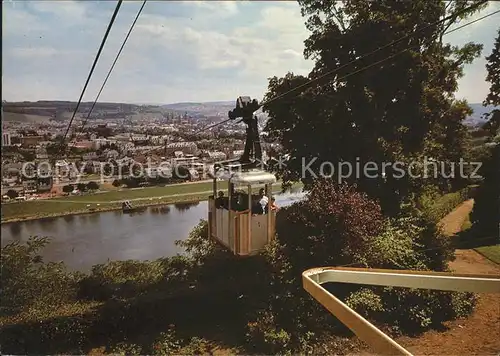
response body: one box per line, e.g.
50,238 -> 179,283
1,190 -> 305,271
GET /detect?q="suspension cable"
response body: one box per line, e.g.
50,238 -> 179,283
259,0 -> 488,108
60,0 -> 123,148
78,0 -> 148,135
193,5 -> 497,136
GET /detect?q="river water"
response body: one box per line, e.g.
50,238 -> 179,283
1,190 -> 305,271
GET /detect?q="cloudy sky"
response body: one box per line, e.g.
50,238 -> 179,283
3,1 -> 499,104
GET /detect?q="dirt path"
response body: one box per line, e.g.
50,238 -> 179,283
396,199 -> 500,355
438,199 -> 475,236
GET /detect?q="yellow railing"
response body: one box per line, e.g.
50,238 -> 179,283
302,267 -> 500,356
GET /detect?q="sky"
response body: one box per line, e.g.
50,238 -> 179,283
2,1 -> 500,105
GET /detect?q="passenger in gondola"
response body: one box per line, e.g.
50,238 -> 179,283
232,190 -> 244,211
258,188 -> 268,214
251,196 -> 262,214
269,197 -> 278,212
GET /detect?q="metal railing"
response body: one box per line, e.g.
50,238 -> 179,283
302,267 -> 500,355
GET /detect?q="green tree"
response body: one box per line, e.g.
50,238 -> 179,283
470,144 -> 500,238
87,181 -> 99,190
172,165 -> 191,181
6,189 -> 19,199
62,184 -> 73,194
262,0 -> 485,215
470,27 -> 500,239
482,26 -> 500,137
484,28 -> 500,108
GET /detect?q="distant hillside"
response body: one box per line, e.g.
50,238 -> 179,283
8,100 -> 493,125
464,103 -> 498,127
1,101 -> 172,121
2,112 -> 52,123
162,101 -> 235,115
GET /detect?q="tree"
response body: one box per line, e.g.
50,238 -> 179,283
103,160 -> 117,176
123,177 -> 144,188
172,165 -> 191,181
62,185 -> 74,194
87,181 -> 99,191
470,27 -> 500,239
482,27 -> 500,137
83,163 -> 94,175
262,0 -> 485,215
6,190 -> 18,199
470,144 -> 500,238
484,28 -> 500,108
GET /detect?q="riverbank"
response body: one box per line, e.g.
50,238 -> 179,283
1,181 -> 302,223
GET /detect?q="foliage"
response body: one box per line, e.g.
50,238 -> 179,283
109,342 -> 143,355
62,184 -> 74,193
469,27 -> 500,239
151,328 -> 182,355
87,181 -> 99,190
78,256 -> 191,301
172,165 -> 191,181
272,180 -> 385,269
470,144 -> 500,237
6,189 -> 19,199
263,0 -> 485,216
246,310 -> 292,355
77,182 -> 87,192
246,179 -> 473,353
150,327 -> 213,355
112,179 -> 121,187
1,236 -> 82,316
423,186 -> 473,223
484,27 -> 500,107
175,219 -> 215,263
0,197 -> 476,355
122,176 -> 146,188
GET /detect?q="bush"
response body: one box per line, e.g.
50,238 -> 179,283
245,179 -> 475,352
172,165 -> 191,181
62,184 -> 74,193
6,189 -> 19,199
86,181 -> 99,190
109,342 -> 143,355
112,179 -> 122,187
151,327 -> 213,355
423,186 -> 474,223
1,236 -> 82,315
246,180 -> 387,352
470,144 -> 500,237
123,176 -> 145,188
246,310 -> 292,355
79,256 -> 192,301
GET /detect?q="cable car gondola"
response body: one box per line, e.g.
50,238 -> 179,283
207,97 -> 278,256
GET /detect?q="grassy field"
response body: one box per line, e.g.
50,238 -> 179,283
474,244 -> 500,264
1,181 -> 300,223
